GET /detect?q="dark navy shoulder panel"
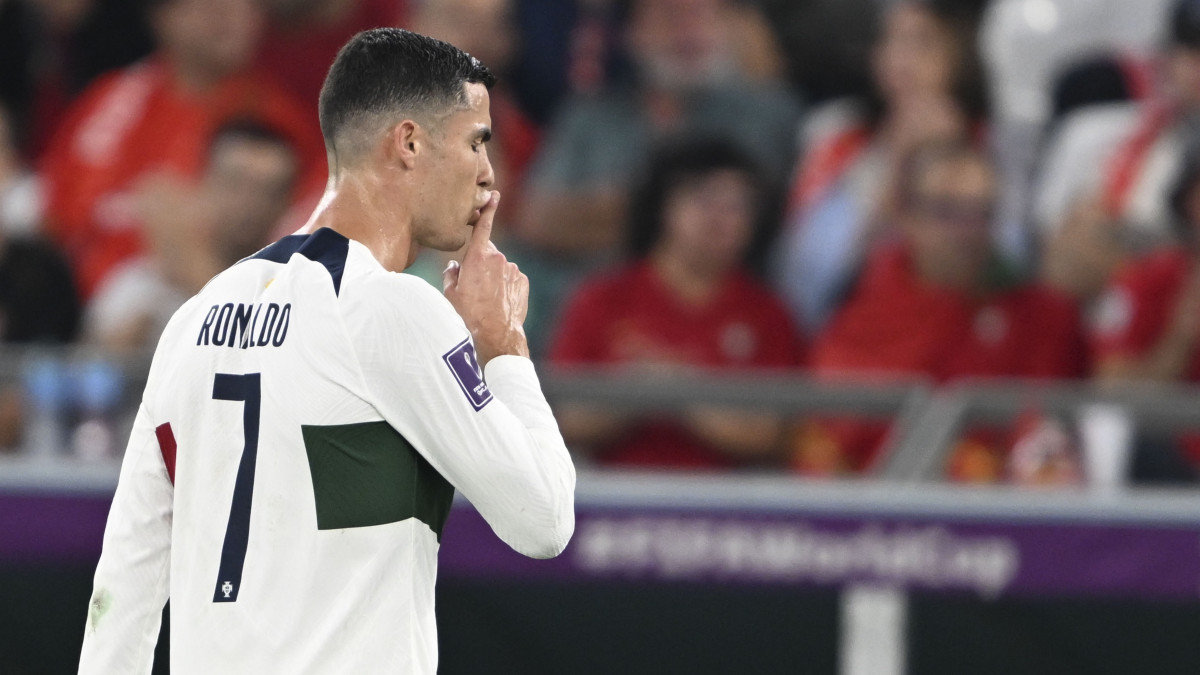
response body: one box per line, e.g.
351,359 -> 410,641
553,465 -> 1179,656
246,228 -> 349,296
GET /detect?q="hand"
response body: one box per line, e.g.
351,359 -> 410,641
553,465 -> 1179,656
1166,262 -> 1200,344
442,192 -> 531,366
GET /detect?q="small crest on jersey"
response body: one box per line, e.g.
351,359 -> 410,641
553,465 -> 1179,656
221,581 -> 233,598
443,338 -> 493,411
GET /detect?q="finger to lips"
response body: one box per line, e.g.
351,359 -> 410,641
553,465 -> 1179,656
467,191 -> 500,254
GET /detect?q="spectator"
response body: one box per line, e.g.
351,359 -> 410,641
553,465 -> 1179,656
798,140 -> 1085,478
0,102 -> 79,345
1035,0 -> 1200,241
38,0 -> 323,301
0,0 -> 155,160
257,0 -> 408,113
1089,145 -> 1200,478
85,119 -> 299,353
770,0 -> 989,334
519,0 -> 801,259
549,139 -> 804,470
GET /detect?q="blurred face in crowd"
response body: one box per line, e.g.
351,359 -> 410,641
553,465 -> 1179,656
414,0 -> 517,75
204,133 -> 298,263
28,0 -> 92,32
627,0 -> 735,91
154,0 -> 264,82
656,169 -> 757,278
872,1 -> 960,103
902,149 -> 996,291
1166,46 -> 1200,110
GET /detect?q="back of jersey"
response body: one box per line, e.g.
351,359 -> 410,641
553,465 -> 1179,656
144,230 -> 443,673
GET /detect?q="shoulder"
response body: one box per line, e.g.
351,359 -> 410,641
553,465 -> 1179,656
701,83 -> 803,122
1004,282 -> 1080,323
41,61 -> 162,165
344,256 -> 465,335
1108,243 -> 1185,291
1049,101 -> 1144,150
853,245 -> 910,292
799,98 -> 866,152
568,263 -> 644,304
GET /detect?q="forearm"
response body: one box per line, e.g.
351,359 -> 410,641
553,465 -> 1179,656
683,408 -> 787,462
1096,331 -> 1198,383
516,191 -> 626,255
555,404 -> 634,450
478,356 -> 576,557
80,408 -> 173,674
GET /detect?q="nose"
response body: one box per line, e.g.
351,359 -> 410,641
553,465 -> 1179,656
477,147 -> 495,190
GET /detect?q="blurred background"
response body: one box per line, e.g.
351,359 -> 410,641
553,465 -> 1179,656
5,0 -> 1200,672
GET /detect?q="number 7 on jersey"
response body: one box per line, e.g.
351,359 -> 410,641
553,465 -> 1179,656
211,372 -> 261,603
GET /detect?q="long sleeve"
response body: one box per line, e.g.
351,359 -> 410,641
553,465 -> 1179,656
345,274 -> 575,558
79,403 -> 173,674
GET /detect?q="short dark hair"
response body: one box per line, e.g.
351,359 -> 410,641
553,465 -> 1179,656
627,137 -> 780,272
318,28 -> 495,163
1172,0 -> 1200,48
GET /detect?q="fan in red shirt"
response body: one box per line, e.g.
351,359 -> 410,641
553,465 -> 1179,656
1090,146 -> 1200,469
550,139 -> 805,469
800,139 -> 1086,480
256,0 -> 408,113
39,0 -> 324,300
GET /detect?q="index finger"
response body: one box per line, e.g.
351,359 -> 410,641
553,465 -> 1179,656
465,191 -> 500,256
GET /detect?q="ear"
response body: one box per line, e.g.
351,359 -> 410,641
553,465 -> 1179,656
386,120 -> 422,170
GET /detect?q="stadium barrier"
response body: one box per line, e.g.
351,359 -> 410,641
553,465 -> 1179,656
3,355 -> 1200,673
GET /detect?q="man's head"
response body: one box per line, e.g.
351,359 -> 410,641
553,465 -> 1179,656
630,138 -> 771,277
413,0 -> 517,76
319,28 -> 497,252
625,0 -> 736,92
149,0 -> 263,82
203,119 -> 299,264
1166,0 -> 1200,109
896,139 -> 997,291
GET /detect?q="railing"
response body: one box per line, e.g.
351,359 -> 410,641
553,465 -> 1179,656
2,353 -> 1200,492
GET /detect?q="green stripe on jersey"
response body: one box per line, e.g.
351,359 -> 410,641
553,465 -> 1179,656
301,421 -> 454,538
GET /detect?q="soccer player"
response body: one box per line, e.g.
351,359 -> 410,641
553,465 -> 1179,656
78,28 -> 576,674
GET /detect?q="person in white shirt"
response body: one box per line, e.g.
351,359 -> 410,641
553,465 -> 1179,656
1034,0 -> 1200,240
78,27 -> 576,675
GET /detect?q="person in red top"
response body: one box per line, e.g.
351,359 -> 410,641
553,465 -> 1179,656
1090,146 -> 1200,470
38,0 -> 324,300
550,139 -> 805,469
771,0 -> 990,335
257,0 -> 408,112
801,139 -> 1086,478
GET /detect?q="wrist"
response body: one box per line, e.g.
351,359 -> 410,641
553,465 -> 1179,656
473,328 -> 529,367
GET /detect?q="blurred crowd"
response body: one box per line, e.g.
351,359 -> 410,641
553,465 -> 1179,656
3,0 -> 1200,485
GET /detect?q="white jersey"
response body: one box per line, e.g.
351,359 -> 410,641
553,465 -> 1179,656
79,228 -> 576,674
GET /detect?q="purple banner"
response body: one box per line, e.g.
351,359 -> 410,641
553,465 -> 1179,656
0,492 -> 111,564
439,505 -> 1200,600
6,491 -> 1199,600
